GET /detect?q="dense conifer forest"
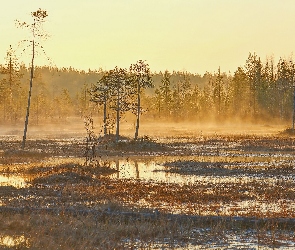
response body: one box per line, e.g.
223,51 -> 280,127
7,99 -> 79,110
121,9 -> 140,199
0,52 -> 294,127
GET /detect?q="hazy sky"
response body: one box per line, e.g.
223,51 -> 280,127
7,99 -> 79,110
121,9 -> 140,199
1,0 -> 295,74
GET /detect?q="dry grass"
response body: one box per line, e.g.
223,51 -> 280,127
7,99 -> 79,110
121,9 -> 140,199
0,129 -> 295,248
1,210 -> 294,249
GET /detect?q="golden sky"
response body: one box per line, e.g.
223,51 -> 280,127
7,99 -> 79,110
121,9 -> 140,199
1,0 -> 295,74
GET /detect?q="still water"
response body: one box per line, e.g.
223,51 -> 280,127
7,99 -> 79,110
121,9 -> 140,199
0,175 -> 27,188
107,157 -> 285,185
0,235 -> 29,248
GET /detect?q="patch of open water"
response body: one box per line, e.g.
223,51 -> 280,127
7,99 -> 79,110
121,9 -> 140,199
0,234 -> 29,248
123,229 -> 295,249
109,159 -> 192,183
109,158 -> 236,184
0,175 -> 28,188
107,157 -> 295,185
106,157 -> 295,217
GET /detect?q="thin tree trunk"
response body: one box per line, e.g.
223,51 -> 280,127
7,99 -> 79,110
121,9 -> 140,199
293,86 -> 295,130
22,40 -> 34,149
103,100 -> 107,136
116,90 -> 120,142
158,98 -> 161,118
135,160 -> 139,179
36,93 -> 39,125
116,160 -> 119,178
3,95 -> 6,122
134,82 -> 140,140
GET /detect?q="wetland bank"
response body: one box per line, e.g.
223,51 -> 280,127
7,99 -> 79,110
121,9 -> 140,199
0,123 -> 295,249
3,2 -> 295,249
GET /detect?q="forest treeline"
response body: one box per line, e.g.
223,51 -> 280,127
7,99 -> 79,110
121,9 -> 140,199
0,52 -> 294,129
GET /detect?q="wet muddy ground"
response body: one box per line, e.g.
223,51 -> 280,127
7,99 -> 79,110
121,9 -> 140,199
0,128 -> 295,249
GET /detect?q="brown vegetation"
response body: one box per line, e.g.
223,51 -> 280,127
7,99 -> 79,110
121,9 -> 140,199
0,125 -> 295,248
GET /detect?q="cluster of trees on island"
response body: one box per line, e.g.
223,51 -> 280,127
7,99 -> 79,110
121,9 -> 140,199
1,8 -> 295,144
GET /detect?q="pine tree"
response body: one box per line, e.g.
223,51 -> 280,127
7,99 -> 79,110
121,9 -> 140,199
16,8 -> 48,149
0,45 -> 22,124
90,73 -> 112,136
108,67 -> 133,142
129,60 -> 153,140
245,52 -> 262,119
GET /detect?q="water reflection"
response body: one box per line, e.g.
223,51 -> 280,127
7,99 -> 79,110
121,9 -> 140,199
0,235 -> 29,248
109,159 -> 231,184
110,159 -> 180,183
0,175 -> 28,188
108,158 -> 292,185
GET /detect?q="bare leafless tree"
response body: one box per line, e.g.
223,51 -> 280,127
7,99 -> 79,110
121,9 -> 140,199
16,8 -> 48,149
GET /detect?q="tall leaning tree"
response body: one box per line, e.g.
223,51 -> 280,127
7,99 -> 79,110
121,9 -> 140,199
129,60 -> 153,140
16,8 -> 48,149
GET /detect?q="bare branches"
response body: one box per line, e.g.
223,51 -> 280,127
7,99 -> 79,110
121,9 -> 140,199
16,8 -> 49,41
18,8 -> 49,149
